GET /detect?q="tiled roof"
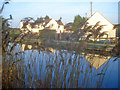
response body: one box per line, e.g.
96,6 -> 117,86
44,19 -> 51,23
56,20 -> 63,25
64,22 -> 73,31
21,18 -> 64,29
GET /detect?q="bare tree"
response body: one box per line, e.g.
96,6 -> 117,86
0,1 -> 9,14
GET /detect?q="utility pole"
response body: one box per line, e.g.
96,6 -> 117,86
85,13 -> 87,20
91,0 -> 92,16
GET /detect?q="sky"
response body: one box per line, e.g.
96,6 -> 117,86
0,0 -> 119,28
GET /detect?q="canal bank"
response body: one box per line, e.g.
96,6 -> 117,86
14,39 -> 116,56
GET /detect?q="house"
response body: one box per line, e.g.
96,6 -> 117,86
20,18 -> 65,33
81,11 -> 116,41
64,22 -> 74,33
61,22 -> 74,40
20,21 -> 37,33
44,18 -> 64,33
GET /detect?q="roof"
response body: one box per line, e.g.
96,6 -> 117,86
56,20 -> 63,25
28,22 -> 33,24
34,19 -> 51,25
44,19 -> 51,24
35,18 -> 44,24
21,18 -> 64,29
22,22 -> 28,28
78,21 -> 86,27
77,11 -> 115,30
42,19 -> 52,27
86,11 -> 115,26
64,22 -> 73,30
114,24 -> 120,27
65,22 -> 73,26
114,24 -> 120,29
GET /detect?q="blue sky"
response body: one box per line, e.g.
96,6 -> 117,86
0,0 -> 119,28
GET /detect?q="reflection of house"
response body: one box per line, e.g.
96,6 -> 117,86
22,44 -> 57,53
85,54 -> 111,70
82,11 -> 116,40
20,18 -> 65,33
22,44 -> 39,51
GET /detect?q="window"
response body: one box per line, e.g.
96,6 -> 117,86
58,25 -> 60,28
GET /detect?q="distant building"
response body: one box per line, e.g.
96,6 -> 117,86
64,22 -> 74,33
82,11 -> 116,40
20,18 -> 65,33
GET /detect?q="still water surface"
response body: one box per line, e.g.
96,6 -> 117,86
3,43 -> 119,88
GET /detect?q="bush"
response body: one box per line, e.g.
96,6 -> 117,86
9,29 -> 20,35
39,29 -> 56,41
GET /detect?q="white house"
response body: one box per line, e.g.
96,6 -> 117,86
20,18 -> 65,33
82,11 -> 116,40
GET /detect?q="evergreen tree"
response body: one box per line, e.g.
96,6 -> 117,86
44,15 -> 50,20
72,15 -> 85,31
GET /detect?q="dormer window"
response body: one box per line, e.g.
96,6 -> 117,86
50,24 -> 54,28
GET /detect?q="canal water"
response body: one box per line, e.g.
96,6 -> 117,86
2,43 -> 119,88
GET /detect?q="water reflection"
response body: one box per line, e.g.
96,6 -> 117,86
21,43 -> 57,54
22,44 -> 25,51
2,43 -> 119,88
21,43 -> 111,70
85,54 -> 111,70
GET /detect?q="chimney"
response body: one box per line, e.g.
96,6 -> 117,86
59,17 -> 62,21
